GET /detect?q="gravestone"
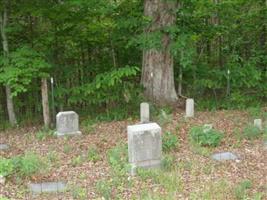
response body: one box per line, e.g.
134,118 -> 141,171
254,119 -> 263,130
29,182 -> 66,194
55,111 -> 81,136
127,123 -> 162,175
140,102 -> 150,123
211,152 -> 239,161
0,144 -> 9,150
203,124 -> 213,133
0,175 -> 5,185
185,98 -> 194,118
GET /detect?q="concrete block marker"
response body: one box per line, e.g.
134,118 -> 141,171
185,98 -> 194,118
140,102 -> 150,123
55,111 -> 81,136
29,182 -> 66,194
211,152 -> 239,161
254,119 -> 263,130
0,144 -> 9,150
127,123 -> 162,175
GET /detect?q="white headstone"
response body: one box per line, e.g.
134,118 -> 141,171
254,119 -> 263,130
55,111 -> 81,136
140,102 -> 149,123
185,98 -> 194,118
127,123 -> 162,175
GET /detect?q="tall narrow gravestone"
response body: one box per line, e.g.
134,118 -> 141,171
185,98 -> 194,118
140,102 -> 149,123
127,123 -> 162,175
254,119 -> 263,130
55,111 -> 81,136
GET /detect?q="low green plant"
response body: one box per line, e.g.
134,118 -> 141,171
189,126 -> 223,147
0,197 -> 10,200
63,144 -> 72,154
15,152 -> 48,177
242,125 -> 262,140
36,128 -> 54,141
162,132 -> 178,152
87,147 -> 101,163
234,179 -> 252,200
72,186 -> 88,200
0,157 -> 14,177
71,155 -> 84,167
96,180 -> 112,200
161,154 -> 176,171
81,119 -> 97,135
107,144 -> 128,174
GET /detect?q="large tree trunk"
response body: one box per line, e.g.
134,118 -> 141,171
141,0 -> 178,105
0,2 -> 17,126
41,78 -> 50,128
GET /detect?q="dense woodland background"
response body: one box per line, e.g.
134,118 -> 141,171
0,0 -> 266,127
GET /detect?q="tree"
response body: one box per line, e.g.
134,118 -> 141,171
141,0 -> 178,105
0,1 -> 17,126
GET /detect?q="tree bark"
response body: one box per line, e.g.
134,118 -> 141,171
41,78 -> 50,128
0,2 -> 17,126
141,0 -> 178,105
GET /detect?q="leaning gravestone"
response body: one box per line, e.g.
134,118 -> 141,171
254,119 -> 263,130
140,102 -> 150,123
55,111 -> 81,136
29,181 -> 66,194
211,152 -> 239,161
127,123 -> 162,175
185,98 -> 194,118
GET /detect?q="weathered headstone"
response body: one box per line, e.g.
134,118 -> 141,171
0,144 -> 9,150
185,98 -> 194,118
203,124 -> 213,133
211,152 -> 239,161
127,123 -> 162,175
254,119 -> 263,130
29,182 -> 66,194
140,102 -> 150,123
55,111 -> 81,136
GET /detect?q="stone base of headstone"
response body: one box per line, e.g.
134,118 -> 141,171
211,152 -> 239,161
29,182 -> 66,194
127,123 -> 162,175
55,131 -> 82,137
0,144 -> 9,150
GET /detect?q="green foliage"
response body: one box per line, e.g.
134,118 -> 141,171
107,144 -> 128,175
242,125 -> 262,140
234,179 -> 252,200
96,180 -> 112,200
189,126 -> 223,147
71,155 -> 83,167
0,46 -> 51,97
36,129 -> 54,141
87,147 -> 101,163
0,157 -> 14,177
15,152 -> 48,177
162,132 -> 178,152
161,154 -> 176,171
71,186 -> 88,200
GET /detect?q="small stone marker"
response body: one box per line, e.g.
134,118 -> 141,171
140,102 -> 150,123
127,123 -> 162,175
0,175 -> 6,185
203,124 -> 213,133
185,98 -> 194,118
211,152 -> 239,161
55,111 -> 81,136
29,182 -> 66,194
0,144 -> 9,150
254,119 -> 263,130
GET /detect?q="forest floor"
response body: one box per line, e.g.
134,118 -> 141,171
0,109 -> 267,200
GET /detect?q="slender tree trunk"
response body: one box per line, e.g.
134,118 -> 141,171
0,3 -> 17,126
141,0 -> 178,105
41,78 -> 50,128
